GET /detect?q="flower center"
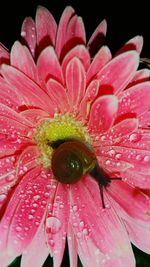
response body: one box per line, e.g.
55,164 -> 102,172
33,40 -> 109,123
35,113 -> 93,170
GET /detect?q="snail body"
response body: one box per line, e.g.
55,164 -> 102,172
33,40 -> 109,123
51,140 -> 96,184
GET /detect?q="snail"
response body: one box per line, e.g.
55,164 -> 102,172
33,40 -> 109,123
51,139 -> 121,208
51,140 -> 96,184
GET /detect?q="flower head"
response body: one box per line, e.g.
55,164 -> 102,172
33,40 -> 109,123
0,5 -> 150,267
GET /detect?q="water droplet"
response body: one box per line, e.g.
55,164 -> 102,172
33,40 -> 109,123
143,155 -> 150,162
136,154 -> 142,161
13,239 -> 18,244
32,203 -> 38,208
108,149 -> 115,156
46,216 -> 61,234
115,153 -> 121,159
129,133 -> 140,142
77,231 -> 82,238
105,160 -> 111,165
100,135 -> 106,141
21,31 -> 26,37
28,214 -> 33,220
6,174 -> 15,182
82,228 -> 88,235
30,209 -> 36,214
15,226 -> 22,232
49,239 -> 55,246
79,221 -> 84,228
33,195 -> 40,201
0,194 -> 6,202
45,192 -> 50,198
23,166 -> 28,172
72,205 -> 78,212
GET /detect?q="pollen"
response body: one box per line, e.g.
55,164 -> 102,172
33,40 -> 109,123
35,113 -> 92,168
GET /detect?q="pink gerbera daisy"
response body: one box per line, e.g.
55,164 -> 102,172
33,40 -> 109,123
0,5 -> 150,267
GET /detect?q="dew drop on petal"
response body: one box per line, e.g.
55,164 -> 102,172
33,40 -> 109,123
79,221 -> 84,228
82,228 -> 88,235
49,239 -> 55,246
28,214 -> 34,220
115,153 -> 121,159
0,194 -> 7,202
136,154 -> 142,161
108,149 -> 115,156
72,205 -> 78,212
15,226 -> 22,232
105,159 -> 111,165
77,231 -> 82,238
46,216 -> 61,234
6,174 -> 15,182
143,155 -> 150,162
129,133 -> 140,142
21,31 -> 26,37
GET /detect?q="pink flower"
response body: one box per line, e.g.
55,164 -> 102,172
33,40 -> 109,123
0,5 -> 150,267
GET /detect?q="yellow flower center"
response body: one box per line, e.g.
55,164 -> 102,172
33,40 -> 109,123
35,113 -> 92,168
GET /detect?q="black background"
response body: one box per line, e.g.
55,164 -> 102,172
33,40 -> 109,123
0,0 -> 150,58
1,0 -> 150,266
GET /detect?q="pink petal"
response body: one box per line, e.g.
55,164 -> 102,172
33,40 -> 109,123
139,111 -> 150,128
0,139 -> 27,158
21,108 -> 50,124
122,169 -> 150,189
114,128 -> 150,151
35,6 -> 57,54
66,15 -> 86,43
124,219 -> 150,254
108,180 -> 150,224
0,167 -> 52,256
87,20 -> 107,56
115,36 -> 143,56
86,46 -> 112,85
61,15 -> 86,60
21,17 -> 36,57
0,103 -> 33,137
0,255 -> 15,267
126,68 -> 150,88
0,155 -> 16,188
0,43 -> 9,60
21,222 -> 49,267
55,6 -> 75,58
117,82 -> 150,120
79,79 -> 100,120
46,183 -> 69,267
97,144 -> 150,174
97,51 -> 139,96
10,41 -> 39,82
67,224 -> 78,267
88,95 -> 118,133
97,154 -> 133,173
37,46 -> 64,84
65,57 -> 86,111
77,238 -> 105,267
0,76 -> 24,111
0,103 -> 32,126
16,145 -> 40,180
94,118 -> 138,147
46,79 -> 70,113
62,44 -> 90,75
1,65 -> 52,113
70,177 -> 135,265
0,43 -> 10,71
